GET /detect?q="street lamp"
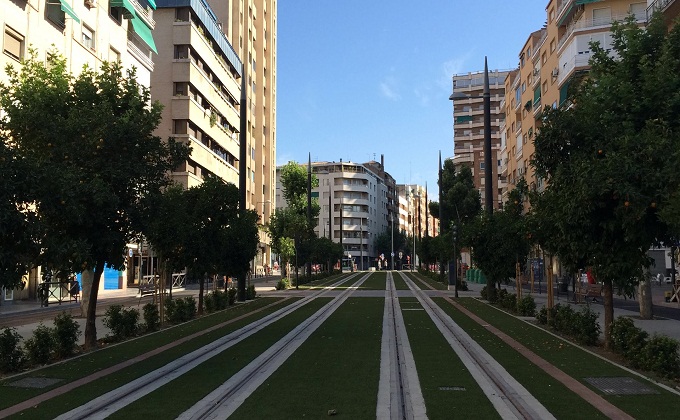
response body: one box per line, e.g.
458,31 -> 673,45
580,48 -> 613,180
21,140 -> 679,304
449,56 -> 493,216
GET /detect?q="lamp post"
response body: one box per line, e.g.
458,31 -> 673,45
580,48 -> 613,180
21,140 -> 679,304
360,216 -> 363,271
449,57 -> 494,216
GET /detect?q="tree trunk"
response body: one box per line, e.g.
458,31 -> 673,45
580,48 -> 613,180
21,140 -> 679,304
80,268 -> 94,318
84,261 -> 105,350
638,278 -> 653,320
198,275 -> 205,316
603,279 -> 614,349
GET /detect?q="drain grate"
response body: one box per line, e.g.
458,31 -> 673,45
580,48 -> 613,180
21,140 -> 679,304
7,377 -> 63,389
584,377 -> 659,395
439,386 -> 466,391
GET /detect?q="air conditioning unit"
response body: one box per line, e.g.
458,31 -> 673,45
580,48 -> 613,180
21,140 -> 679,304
533,69 -> 540,76
84,0 -> 96,7
551,68 -> 559,77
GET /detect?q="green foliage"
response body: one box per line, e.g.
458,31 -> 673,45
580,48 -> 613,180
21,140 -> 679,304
530,14 -> 680,342
517,295 -> 537,317
24,324 -> 55,365
103,305 -> 140,340
536,304 -> 600,346
246,285 -> 257,300
639,335 -> 680,379
480,285 -> 488,301
227,287 -> 237,305
204,290 -> 230,313
143,303 -> 161,332
0,327 -> 25,372
52,312 -> 81,358
0,52 -> 190,348
276,278 -> 291,290
164,296 -> 197,324
609,317 -> 648,367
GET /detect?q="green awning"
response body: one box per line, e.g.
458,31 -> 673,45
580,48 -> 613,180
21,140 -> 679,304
559,80 -> 571,105
147,0 -> 157,9
59,0 -> 80,23
110,0 -> 136,17
130,18 -> 157,53
533,87 -> 541,104
456,115 -> 473,124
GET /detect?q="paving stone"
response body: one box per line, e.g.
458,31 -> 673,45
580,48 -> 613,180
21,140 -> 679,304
7,377 -> 62,389
584,377 -> 659,395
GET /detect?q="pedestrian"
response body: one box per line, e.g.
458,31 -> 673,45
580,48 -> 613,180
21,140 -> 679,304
657,273 -> 662,285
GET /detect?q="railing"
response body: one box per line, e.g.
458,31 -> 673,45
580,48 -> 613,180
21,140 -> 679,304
130,0 -> 155,27
557,13 -> 646,51
647,0 -> 676,18
555,0 -> 574,24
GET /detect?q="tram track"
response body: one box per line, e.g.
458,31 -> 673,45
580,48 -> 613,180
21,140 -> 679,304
396,271 -> 554,420
53,273 -> 364,420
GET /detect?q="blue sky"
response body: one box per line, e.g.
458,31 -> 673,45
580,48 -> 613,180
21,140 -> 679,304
276,1 -> 548,195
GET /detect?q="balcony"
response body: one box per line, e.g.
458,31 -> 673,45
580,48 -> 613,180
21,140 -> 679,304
557,13 -> 646,52
647,0 -> 678,17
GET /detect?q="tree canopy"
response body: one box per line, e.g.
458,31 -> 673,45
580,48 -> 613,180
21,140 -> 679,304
0,52 -> 190,348
530,14 -> 680,346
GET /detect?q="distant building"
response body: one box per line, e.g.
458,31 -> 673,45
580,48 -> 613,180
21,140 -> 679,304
451,69 -> 512,211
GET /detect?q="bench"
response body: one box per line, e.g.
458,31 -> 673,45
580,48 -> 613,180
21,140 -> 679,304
138,284 -> 156,304
575,283 -> 602,303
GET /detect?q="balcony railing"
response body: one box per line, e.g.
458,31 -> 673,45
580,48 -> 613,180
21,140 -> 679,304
557,13 -> 646,51
647,0 -> 676,18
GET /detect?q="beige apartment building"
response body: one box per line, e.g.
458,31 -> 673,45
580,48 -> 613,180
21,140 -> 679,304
450,69 -> 511,211
502,0 -> 649,200
210,0 -> 277,270
1,0 -> 158,300
152,0 -> 242,189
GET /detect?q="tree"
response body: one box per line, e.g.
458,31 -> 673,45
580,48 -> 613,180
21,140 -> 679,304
530,14 -> 680,347
267,161 -> 319,279
0,136 -> 39,289
467,183 -> 530,301
0,52 -> 189,348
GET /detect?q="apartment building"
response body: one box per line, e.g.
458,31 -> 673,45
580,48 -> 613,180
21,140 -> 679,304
396,184 -> 436,239
152,0 -> 242,189
502,0 -> 648,200
450,69 -> 511,212
275,159 -> 396,271
647,0 -> 680,26
1,0 -> 158,300
210,0 -> 277,272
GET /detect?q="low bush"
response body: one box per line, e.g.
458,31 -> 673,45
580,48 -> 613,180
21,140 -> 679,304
501,292 -> 517,312
610,317 -> 648,367
276,278 -> 290,290
0,327 -> 25,373
228,287 -> 237,306
24,324 -> 55,365
246,285 -> 257,300
480,285 -> 488,301
52,312 -> 81,358
536,303 -> 600,346
165,296 -> 196,324
103,305 -> 140,340
639,335 -> 680,379
204,290 -> 229,313
143,302 -> 160,332
517,295 -> 536,317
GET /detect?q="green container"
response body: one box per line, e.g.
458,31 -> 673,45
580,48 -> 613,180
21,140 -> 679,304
478,271 -> 487,284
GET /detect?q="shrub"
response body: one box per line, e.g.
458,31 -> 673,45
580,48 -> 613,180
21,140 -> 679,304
52,312 -> 81,358
228,287 -> 237,305
572,307 -> 600,346
24,324 -> 54,365
536,306 -> 548,325
246,285 -> 257,300
480,285 -> 488,301
0,327 -> 25,373
639,335 -> 680,379
552,304 -> 576,333
501,292 -> 517,312
517,295 -> 536,317
609,317 -> 648,367
204,292 -> 216,313
276,278 -> 290,290
143,302 -> 160,332
165,296 -> 196,324
103,305 -> 140,340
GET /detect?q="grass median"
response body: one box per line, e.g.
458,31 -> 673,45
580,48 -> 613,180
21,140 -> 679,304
2,297 -> 294,416
230,297 -> 384,419
400,297 -> 500,418
443,297 -> 680,418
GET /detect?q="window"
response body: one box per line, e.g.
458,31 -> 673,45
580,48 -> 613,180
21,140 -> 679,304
46,1 -> 66,26
3,27 -> 23,61
82,26 -> 95,50
592,8 -> 611,25
542,81 -> 548,93
480,162 -> 485,171
521,82 -> 526,93
109,46 -> 120,62
542,51 -> 547,65
549,8 -> 555,23
630,2 -> 646,20
550,39 -> 555,53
